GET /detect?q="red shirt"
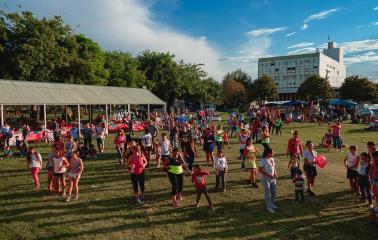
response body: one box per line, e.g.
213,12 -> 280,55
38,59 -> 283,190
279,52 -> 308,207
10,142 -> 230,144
332,125 -> 341,136
191,171 -> 209,189
129,154 -> 145,175
287,138 -> 301,155
114,135 -> 126,148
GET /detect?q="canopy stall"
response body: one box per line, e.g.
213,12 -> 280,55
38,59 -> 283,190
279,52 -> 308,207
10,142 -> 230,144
0,80 -> 166,138
329,99 -> 357,107
282,100 -> 307,106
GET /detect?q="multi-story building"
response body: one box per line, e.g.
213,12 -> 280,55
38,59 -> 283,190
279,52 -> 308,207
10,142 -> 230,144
258,41 -> 346,100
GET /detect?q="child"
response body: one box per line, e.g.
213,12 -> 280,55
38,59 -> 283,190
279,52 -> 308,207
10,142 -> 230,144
244,138 -> 259,188
371,151 -> 378,211
157,133 -> 172,168
303,141 -> 317,197
344,145 -> 360,193
65,136 -> 76,159
292,168 -> 305,203
0,146 -> 13,159
78,142 -> 89,159
53,150 -> 69,197
222,131 -> 230,149
274,118 -> 283,135
259,148 -> 278,213
46,145 -> 57,194
358,152 -> 373,209
321,129 -> 332,151
214,150 -> 228,192
15,136 -> 21,151
66,151 -> 84,202
27,147 -> 42,188
191,164 -> 213,209
88,144 -> 99,159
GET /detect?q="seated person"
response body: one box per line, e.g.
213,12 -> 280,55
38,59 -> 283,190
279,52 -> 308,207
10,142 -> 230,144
87,144 -> 99,159
78,142 -> 89,159
320,129 -> 332,151
0,146 -> 13,159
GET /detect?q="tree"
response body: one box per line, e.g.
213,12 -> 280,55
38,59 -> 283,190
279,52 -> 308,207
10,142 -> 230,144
223,69 -> 252,102
222,78 -> 247,107
339,76 -> 378,102
250,75 -> 278,103
297,75 -> 334,100
104,51 -> 145,87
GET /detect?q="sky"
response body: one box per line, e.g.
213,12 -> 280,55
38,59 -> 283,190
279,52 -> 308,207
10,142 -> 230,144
6,0 -> 378,81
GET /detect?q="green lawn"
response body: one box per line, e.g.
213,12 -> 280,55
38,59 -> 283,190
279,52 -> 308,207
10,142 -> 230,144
1,122 -> 378,240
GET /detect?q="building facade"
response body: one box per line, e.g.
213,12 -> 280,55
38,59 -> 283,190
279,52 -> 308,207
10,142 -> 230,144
258,42 -> 346,100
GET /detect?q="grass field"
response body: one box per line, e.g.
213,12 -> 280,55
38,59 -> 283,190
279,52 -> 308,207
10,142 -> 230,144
1,122 -> 378,240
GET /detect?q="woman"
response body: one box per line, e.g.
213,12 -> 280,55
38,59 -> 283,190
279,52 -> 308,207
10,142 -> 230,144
183,136 -> 197,173
164,147 -> 186,207
203,128 -> 215,166
126,145 -> 147,204
114,130 -> 126,164
96,122 -> 106,153
22,123 -> 31,148
53,149 -> 70,196
261,126 -> 270,156
156,133 -> 172,168
259,148 -> 278,214
215,125 -> 224,151
141,128 -> 153,167
27,147 -> 42,188
238,128 -> 249,168
303,141 -> 317,197
66,151 -> 84,202
2,122 -> 13,147
244,138 -> 258,187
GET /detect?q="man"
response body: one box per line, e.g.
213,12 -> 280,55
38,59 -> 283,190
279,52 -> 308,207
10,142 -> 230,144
178,125 -> 191,152
148,121 -> 159,151
82,123 -> 94,148
287,130 -> 304,178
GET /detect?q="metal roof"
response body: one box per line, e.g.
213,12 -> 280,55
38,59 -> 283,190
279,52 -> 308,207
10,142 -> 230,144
0,80 -> 165,105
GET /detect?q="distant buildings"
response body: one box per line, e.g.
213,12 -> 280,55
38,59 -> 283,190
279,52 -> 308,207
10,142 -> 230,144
258,41 -> 346,100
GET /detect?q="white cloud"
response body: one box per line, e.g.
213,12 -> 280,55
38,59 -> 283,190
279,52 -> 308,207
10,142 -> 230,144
246,27 -> 287,37
338,39 -> 378,53
286,32 -> 296,37
373,22 -> 378,26
17,0 -> 225,80
374,6 -> 378,11
302,8 -> 339,30
287,47 -> 316,55
344,51 -> 378,64
287,42 -> 314,49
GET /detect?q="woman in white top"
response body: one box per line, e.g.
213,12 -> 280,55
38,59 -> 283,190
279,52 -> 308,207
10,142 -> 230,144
259,148 -> 278,214
53,150 -> 70,197
214,150 -> 228,191
303,141 -> 318,197
141,128 -> 153,167
344,145 -> 360,193
156,133 -> 172,168
96,122 -> 106,153
27,147 -> 42,188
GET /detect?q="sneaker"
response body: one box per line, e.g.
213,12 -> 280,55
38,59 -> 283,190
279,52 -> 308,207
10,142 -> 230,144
208,205 -> 215,211
74,194 -> 79,200
368,204 -> 374,209
65,195 -> 71,202
252,183 -> 259,188
246,180 -> 251,184
271,203 -> 278,210
62,192 -> 66,198
195,203 -> 200,208
136,198 -> 144,204
374,207 -> 378,213
267,207 -> 275,214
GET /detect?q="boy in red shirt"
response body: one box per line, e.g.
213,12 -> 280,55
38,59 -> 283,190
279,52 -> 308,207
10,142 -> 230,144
191,164 -> 213,209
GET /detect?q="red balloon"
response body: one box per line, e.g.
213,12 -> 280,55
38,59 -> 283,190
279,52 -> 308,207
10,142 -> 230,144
315,155 -> 327,168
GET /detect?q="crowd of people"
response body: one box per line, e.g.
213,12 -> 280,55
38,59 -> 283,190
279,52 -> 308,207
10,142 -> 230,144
1,105 -> 378,215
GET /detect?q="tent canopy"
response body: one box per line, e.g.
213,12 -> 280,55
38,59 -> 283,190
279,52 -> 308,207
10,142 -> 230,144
329,99 -> 357,107
282,100 -> 307,106
0,80 -> 165,106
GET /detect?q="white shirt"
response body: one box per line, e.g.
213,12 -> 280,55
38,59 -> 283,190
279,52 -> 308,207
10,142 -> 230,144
260,157 -> 275,176
160,139 -> 171,155
53,157 -> 66,173
303,150 -> 317,164
29,153 -> 42,168
142,133 -> 152,147
346,152 -> 358,170
214,156 -> 228,171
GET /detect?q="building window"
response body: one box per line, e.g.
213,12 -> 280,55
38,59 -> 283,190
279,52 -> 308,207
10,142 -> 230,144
275,68 -> 279,72
313,66 -> 318,69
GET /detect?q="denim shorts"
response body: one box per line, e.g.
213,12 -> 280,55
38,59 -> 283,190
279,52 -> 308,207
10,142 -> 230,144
371,177 -> 378,186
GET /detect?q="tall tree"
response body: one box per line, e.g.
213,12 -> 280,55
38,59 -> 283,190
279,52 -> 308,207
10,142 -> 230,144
297,75 -> 334,100
250,75 -> 278,103
339,76 -> 378,102
223,69 -> 252,101
222,78 -> 247,107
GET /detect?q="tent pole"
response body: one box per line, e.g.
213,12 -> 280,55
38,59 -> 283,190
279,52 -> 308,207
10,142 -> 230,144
43,104 -> 47,131
78,104 -> 81,140
105,104 -> 108,130
65,105 -> 68,124
0,104 -> 4,126
128,104 -> 130,115
164,103 -> 167,114
147,104 -> 150,120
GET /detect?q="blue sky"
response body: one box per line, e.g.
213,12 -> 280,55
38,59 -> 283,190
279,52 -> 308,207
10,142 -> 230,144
6,0 -> 378,81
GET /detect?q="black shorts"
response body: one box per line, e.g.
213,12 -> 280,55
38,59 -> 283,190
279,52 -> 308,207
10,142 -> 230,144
304,164 -> 317,177
144,146 -> 152,152
347,169 -> 358,180
54,172 -> 63,177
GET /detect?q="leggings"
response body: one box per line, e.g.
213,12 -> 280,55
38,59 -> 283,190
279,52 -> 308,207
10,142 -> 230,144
359,175 -> 372,203
167,172 -> 183,196
216,170 -> 226,189
215,141 -> 223,151
116,146 -> 124,160
186,156 -> 195,171
196,187 -> 212,205
130,172 -> 145,194
30,167 -> 40,186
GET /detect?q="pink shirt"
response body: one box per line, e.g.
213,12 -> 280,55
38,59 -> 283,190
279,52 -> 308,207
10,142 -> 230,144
114,135 -> 125,148
129,154 -> 145,175
332,125 -> 341,136
287,138 -> 301,155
